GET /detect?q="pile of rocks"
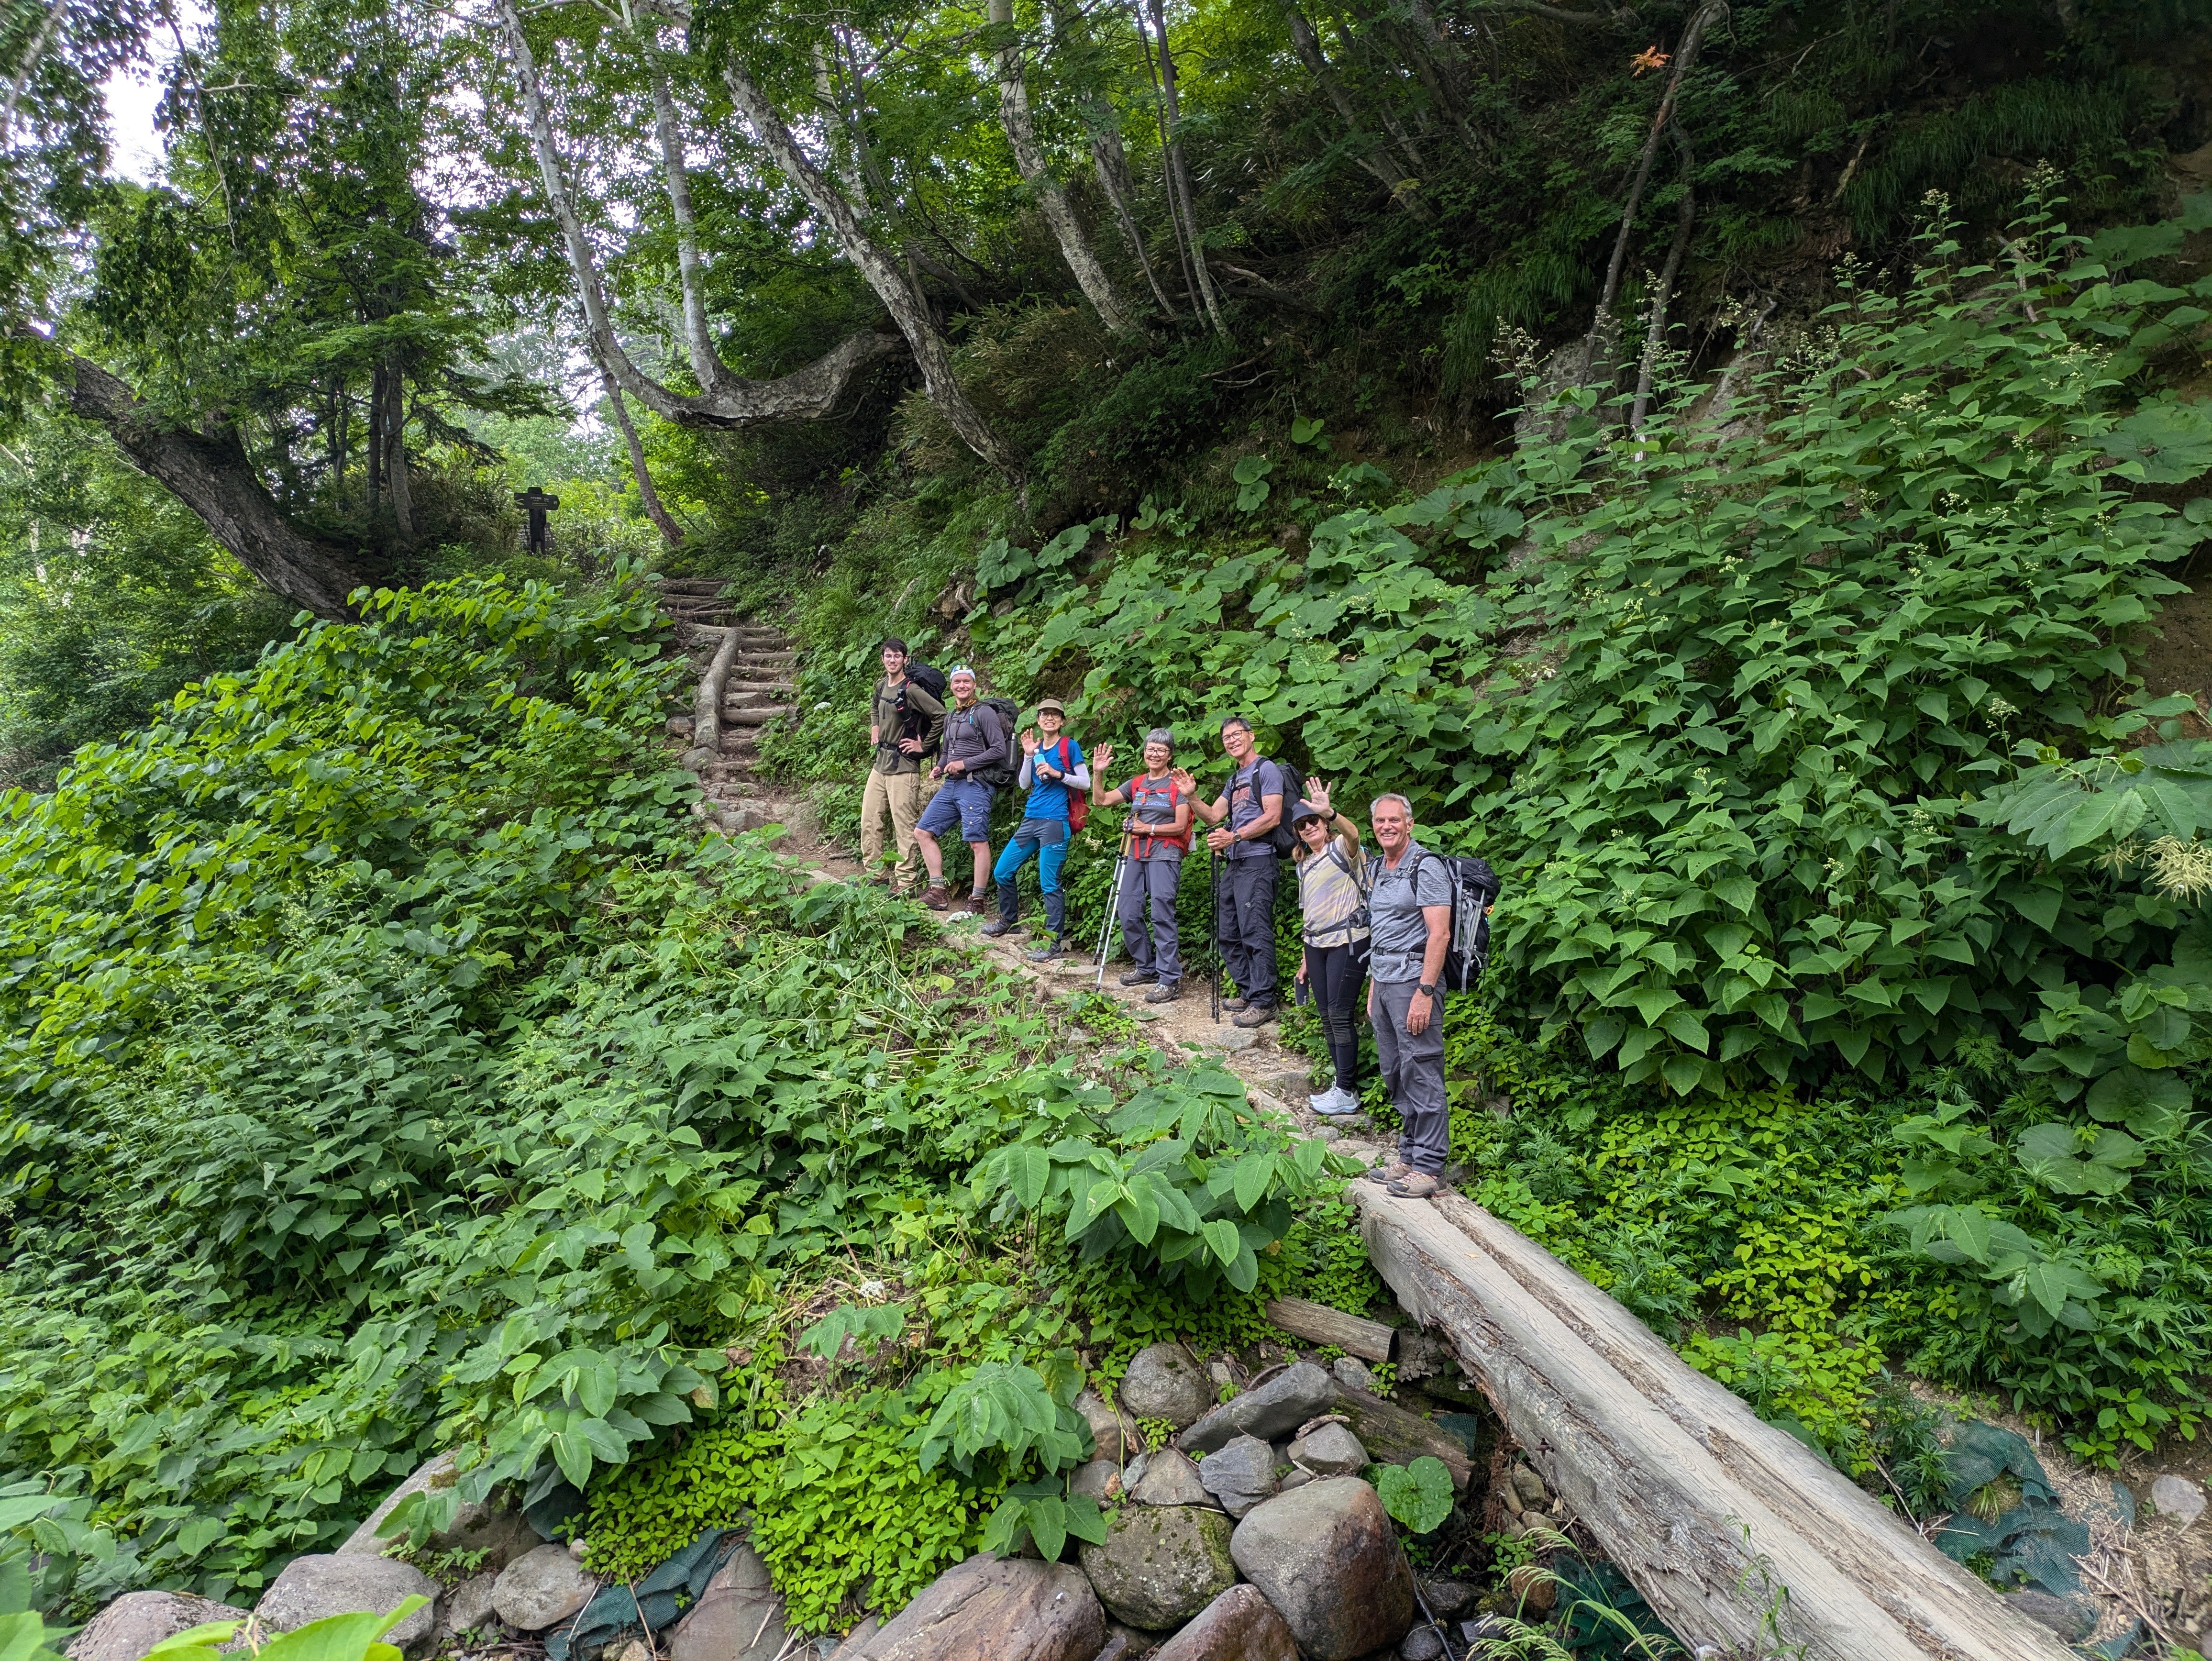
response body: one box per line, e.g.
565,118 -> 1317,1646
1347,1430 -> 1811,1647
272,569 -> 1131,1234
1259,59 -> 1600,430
67,1345 -> 1486,1661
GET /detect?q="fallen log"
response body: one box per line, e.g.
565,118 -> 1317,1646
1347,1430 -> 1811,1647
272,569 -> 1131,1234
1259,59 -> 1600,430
1331,1387 -> 1472,1491
1354,1187 -> 2075,1661
691,628 -> 741,755
1263,1296 -> 1396,1362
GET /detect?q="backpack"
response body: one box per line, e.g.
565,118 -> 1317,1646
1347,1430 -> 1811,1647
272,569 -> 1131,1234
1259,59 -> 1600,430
965,697 -> 1023,788
1050,738 -> 1089,833
1385,850 -> 1502,993
906,661 -> 950,702
1125,774 -> 1189,853
1229,756 -> 1305,858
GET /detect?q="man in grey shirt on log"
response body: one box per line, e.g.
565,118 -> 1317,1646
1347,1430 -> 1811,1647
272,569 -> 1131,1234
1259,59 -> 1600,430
1361,792 -> 1453,1198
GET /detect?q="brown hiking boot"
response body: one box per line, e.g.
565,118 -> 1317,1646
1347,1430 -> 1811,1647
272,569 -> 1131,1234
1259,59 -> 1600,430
1387,1172 -> 1445,1199
920,885 -> 950,910
1145,979 -> 1183,1004
1232,1001 -> 1278,1029
1360,1160 -> 1415,1185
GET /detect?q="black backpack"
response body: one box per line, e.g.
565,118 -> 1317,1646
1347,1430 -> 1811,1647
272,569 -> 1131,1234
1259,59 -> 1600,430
1416,851 -> 1504,992
965,697 -> 1023,788
906,661 -> 950,702
1228,756 -> 1305,857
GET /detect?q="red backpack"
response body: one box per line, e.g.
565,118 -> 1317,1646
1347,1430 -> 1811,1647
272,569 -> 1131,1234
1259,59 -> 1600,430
1051,738 -> 1089,833
1124,773 -> 1188,852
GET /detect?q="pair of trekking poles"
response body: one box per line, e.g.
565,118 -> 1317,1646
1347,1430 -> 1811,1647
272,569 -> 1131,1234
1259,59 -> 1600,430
1092,826 -> 1227,1022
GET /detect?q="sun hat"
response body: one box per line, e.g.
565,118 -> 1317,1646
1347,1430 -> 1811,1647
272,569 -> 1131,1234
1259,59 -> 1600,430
1036,697 -> 1067,717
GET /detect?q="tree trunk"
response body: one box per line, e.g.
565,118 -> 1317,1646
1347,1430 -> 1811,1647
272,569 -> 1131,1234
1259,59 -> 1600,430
602,367 -> 685,547
1629,127 -> 1697,437
1355,1187 -> 2078,1661
715,54 -> 1024,477
1145,0 -> 1228,335
1128,0 -> 1201,314
496,0 -> 902,431
988,0 -> 1140,334
1582,0 -> 1723,391
53,343 -> 381,618
1262,1296 -> 1397,1361
366,360 -> 384,513
1281,2 -> 1432,219
1088,109 -> 1177,317
385,367 -> 416,544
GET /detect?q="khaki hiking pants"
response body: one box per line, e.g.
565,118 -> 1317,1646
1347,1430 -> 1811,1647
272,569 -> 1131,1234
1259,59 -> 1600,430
861,768 -> 939,893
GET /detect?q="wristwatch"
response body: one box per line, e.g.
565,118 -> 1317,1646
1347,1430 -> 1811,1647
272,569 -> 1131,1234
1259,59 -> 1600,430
1417,984 -> 1438,998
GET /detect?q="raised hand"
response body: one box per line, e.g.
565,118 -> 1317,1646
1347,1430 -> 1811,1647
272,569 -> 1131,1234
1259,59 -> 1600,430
1308,776 -> 1333,815
1170,767 -> 1198,794
1021,729 -> 1040,755
1094,742 -> 1115,775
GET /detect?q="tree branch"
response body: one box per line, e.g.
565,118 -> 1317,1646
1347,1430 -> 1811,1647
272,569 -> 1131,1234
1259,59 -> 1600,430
44,336 -> 382,618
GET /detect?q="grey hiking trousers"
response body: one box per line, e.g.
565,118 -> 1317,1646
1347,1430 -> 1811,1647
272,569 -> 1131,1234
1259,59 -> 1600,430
1117,851 -> 1183,983
1372,977 -> 1448,1175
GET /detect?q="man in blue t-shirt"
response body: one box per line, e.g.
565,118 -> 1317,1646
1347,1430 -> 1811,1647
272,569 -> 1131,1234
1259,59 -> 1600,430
983,698 -> 1088,959
1176,715 -> 1286,1028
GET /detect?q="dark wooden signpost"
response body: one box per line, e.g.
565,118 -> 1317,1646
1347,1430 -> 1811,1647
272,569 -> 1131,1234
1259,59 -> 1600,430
515,487 -> 561,554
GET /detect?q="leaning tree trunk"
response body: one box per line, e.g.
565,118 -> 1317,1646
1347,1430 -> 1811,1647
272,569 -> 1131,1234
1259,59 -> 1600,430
1356,1187 -> 2078,1661
987,0 -> 1139,333
601,366 -> 685,546
53,343 -> 381,618
715,53 -> 1024,477
1281,2 -> 1431,220
1581,0 -> 1723,392
1142,0 -> 1227,334
496,0 -> 901,430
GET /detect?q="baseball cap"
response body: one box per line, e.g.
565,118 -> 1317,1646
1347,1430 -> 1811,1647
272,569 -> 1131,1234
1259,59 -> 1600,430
1291,799 -> 1328,826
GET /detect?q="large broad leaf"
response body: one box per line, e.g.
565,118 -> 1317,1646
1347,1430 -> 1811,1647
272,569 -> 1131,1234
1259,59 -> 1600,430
2103,399 -> 2212,484
2085,1065 -> 2191,1137
1372,1457 -> 1454,1534
0,1614 -> 59,1661
2014,1123 -> 2143,1197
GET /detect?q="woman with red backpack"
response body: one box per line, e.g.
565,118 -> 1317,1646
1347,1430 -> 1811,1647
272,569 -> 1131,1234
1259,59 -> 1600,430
982,698 -> 1089,958
1088,728 -> 1193,1002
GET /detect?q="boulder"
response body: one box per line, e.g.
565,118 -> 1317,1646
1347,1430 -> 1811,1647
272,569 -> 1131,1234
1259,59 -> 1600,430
1175,1364 -> 1335,1456
1119,1346 -> 1215,1430
1417,1580 -> 1472,1619
1070,1461 -> 1122,1504
1330,1357 -> 1375,1395
1129,1451 -> 1216,1509
256,1555 -> 440,1658
2153,1474 -> 2208,1528
1195,1437 -> 1277,1520
442,1573 -> 502,1639
1286,1423 -> 1367,1479
1147,1586 -> 1297,1661
66,1593 -> 251,1661
1277,1469 -> 1314,1494
492,1543 -> 599,1631
669,1542 -> 786,1661
833,1554 -> 1101,1660
1228,1480 -> 1416,1661
826,1618 -> 881,1660
340,1452 -> 539,1573
1076,1389 -> 1145,1464
1078,1505 -> 1239,1630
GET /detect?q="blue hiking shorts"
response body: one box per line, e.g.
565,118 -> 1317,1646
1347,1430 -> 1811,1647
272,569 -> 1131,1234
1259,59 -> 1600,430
918,775 -> 995,843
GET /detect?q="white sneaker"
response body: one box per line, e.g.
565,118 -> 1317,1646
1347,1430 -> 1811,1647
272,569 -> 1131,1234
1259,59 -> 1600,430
1311,1086 -> 1360,1116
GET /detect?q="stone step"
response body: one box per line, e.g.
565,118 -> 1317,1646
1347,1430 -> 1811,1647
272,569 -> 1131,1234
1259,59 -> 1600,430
730,656 -> 797,671
722,689 -> 795,708
722,706 -> 794,728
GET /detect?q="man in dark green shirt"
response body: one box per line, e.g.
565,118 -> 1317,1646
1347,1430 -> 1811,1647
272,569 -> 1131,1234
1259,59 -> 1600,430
861,638 -> 944,894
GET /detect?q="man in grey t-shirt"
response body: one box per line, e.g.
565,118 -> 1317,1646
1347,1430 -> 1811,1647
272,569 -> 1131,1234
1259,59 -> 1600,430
1176,716 -> 1285,1028
1361,792 -> 1453,1197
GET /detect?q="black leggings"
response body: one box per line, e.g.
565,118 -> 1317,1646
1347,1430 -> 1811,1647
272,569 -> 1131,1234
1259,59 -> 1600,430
1304,940 -> 1370,1092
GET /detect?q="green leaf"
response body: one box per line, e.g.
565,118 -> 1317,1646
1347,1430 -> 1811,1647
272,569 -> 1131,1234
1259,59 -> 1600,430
1202,1218 -> 1241,1268
2085,1065 -> 2192,1137
1372,1457 -> 1454,1534
1008,1145 -> 1051,1208
1231,1152 -> 1275,1214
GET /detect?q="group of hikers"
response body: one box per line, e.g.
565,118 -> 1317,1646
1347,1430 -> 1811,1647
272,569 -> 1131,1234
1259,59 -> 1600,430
862,638 -> 1483,1201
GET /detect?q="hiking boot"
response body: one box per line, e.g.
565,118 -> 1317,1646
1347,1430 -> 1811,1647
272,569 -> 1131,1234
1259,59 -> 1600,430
1118,968 -> 1160,987
1361,1160 -> 1415,1185
920,885 -> 950,910
1387,1171 -> 1445,1199
1232,1001 -> 1278,1029
1026,938 -> 1071,962
1144,979 -> 1183,1004
1221,995 -> 1250,1012
980,918 -> 1015,938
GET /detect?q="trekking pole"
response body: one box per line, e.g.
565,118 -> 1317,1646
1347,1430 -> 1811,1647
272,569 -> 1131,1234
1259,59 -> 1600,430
1207,843 -> 1224,1024
1095,825 -> 1132,990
